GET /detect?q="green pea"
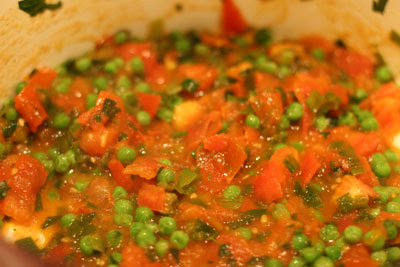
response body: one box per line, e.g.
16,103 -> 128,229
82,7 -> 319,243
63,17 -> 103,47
157,108 -> 173,122
109,252 -> 122,264
2,98 -> 14,107
254,28 -> 271,45
280,49 -> 296,65
278,65 -> 291,79
291,233 -> 309,251
113,57 -> 124,67
155,239 -> 169,257
145,222 -> 158,233
55,154 -> 70,173
313,256 -> 334,267
93,77 -> 109,91
107,230 -> 122,247
279,115 -> 290,130
338,112 -> 358,127
194,43 -> 210,56
157,168 -> 175,185
386,201 -> 400,213
371,250 -> 387,264
135,206 -> 154,222
175,38 -> 191,54
128,58 -> 145,76
15,81 -> 27,94
387,247 -> 400,262
5,108 -> 18,122
320,224 -> 340,242
136,110 -> 151,126
135,82 -> 151,93
158,158 -> 173,167
265,258 -> 283,267
117,147 -> 136,164
371,153 -> 391,178
353,89 -> 368,102
114,213 -> 133,226
80,235 -> 94,255
104,61 -> 119,74
314,116 -> 329,131
0,143 -> 4,158
245,114 -> 261,129
238,227 -> 252,240
256,56 -> 278,74
288,257 -> 306,267
75,57 -> 92,72
385,150 -> 399,162
325,246 -> 341,261
363,230 -> 386,251
223,185 -> 241,200
53,113 -> 71,130
272,203 -> 291,220
33,152 -> 47,162
170,230 -> 189,250
181,79 -> 199,94
113,186 -> 128,199
117,76 -> 131,90
114,199 -> 133,214
136,228 -> 157,248
334,237 -> 346,249
60,214 -> 76,228
343,225 -> 363,244
300,247 -> 319,263
383,220 -> 398,240
159,216 -> 177,235
361,116 -> 378,131
55,78 -> 72,93
313,240 -> 326,255
286,102 -> 303,121
311,49 -> 325,61
75,179 -> 90,192
114,31 -> 128,45
85,94 -> 97,110
130,222 -> 145,237
375,66 -> 393,83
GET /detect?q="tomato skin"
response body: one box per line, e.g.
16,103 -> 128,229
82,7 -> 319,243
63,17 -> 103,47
0,155 -> 47,223
178,64 -> 218,92
222,0 -> 248,35
333,48 -> 373,79
108,159 -> 135,192
300,151 -> 321,186
253,161 -> 285,203
28,67 -> 57,89
14,85 -> 48,132
137,184 -> 166,212
136,92 -> 161,118
124,157 -> 161,180
120,245 -> 151,267
340,244 -> 378,267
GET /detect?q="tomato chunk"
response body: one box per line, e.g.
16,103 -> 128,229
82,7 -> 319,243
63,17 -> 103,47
137,184 -> 166,212
178,64 -> 217,92
222,0 -> 248,35
136,92 -> 161,118
253,161 -> 285,203
300,151 -> 321,186
28,67 -> 57,89
124,157 -> 161,180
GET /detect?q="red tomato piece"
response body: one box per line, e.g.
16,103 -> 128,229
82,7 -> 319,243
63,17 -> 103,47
356,157 -> 379,187
29,67 -> 57,89
300,150 -> 321,186
333,48 -> 373,79
178,64 -> 217,92
120,245 -> 150,267
137,184 -> 166,212
136,92 -> 161,118
222,0 -> 248,35
253,161 -> 285,203
124,157 -> 161,180
340,244 -> 378,267
107,159 -> 135,192
14,85 -> 48,132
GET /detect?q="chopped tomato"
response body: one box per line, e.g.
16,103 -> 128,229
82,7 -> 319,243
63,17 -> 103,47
253,161 -> 285,203
299,35 -> 335,54
333,48 -> 373,79
124,157 -> 161,180
0,155 -> 47,223
14,85 -> 48,132
356,157 -> 379,187
137,184 -> 166,212
300,150 -> 321,186
136,92 -> 161,118
222,0 -> 248,35
28,67 -> 57,89
178,64 -> 217,92
331,175 -> 377,203
340,244 -> 378,267
120,245 -> 151,267
107,159 -> 135,192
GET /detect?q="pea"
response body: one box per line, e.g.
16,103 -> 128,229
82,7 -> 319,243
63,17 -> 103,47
338,112 -> 358,127
5,108 -> 18,122
279,115 -> 290,130
135,206 -> 154,222
170,230 -> 189,250
60,214 -> 76,228
55,78 -> 72,94
104,61 -> 119,74
80,235 -> 94,255
114,31 -> 128,45
278,65 -> 291,79
286,102 -> 303,121
383,220 -> 398,240
181,79 -> 199,94
53,113 -> 71,130
311,49 -> 325,61
109,252 -> 122,264
2,98 -> 14,107
117,147 -> 136,164
33,152 -> 47,162
159,216 -> 177,235
194,43 -> 210,56
363,230 -> 386,251
313,256 -> 334,267
353,89 -> 368,102
145,222 -> 158,233
314,116 -> 329,131
117,76 -> 131,90
75,57 -> 92,72
155,239 -> 169,257
175,38 -> 191,54
280,49 -> 296,65
371,153 -> 391,178
157,168 -> 175,185
245,114 -> 261,129
265,258 -> 284,267
255,56 -> 278,74
291,233 -> 309,251
130,222 -> 145,237
325,246 -> 341,261
272,203 -> 291,220
238,227 -> 252,240
113,57 -> 124,67
371,250 -> 387,264
343,225 -> 363,244
288,257 -> 306,267
135,82 -> 151,93
158,158 -> 173,167
114,199 -> 133,214
375,66 -> 393,83
0,143 -> 4,158
385,150 -> 399,162
361,116 -> 378,131
223,185 -> 241,200
93,77 -> 109,91
75,179 -> 90,192
15,81 -> 27,94
157,108 -> 173,122
385,201 -> 400,213
334,237 -> 346,249
136,228 -> 156,247
130,57 -> 144,74
387,247 -> 400,262
300,247 -> 319,263
85,93 -> 98,110
114,213 -> 133,226
136,110 -> 151,126
55,154 -> 70,173
320,224 -> 340,242
107,230 -> 122,247
113,186 -> 128,199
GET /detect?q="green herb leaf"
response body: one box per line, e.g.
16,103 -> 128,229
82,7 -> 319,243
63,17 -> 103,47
3,122 -> 17,139
294,181 -> 323,209
390,30 -> 400,47
187,219 -> 218,241
67,212 -> 96,238
243,209 -> 267,218
330,141 -> 364,175
18,0 -> 62,17
337,193 -> 368,213
41,215 -> 61,229
169,247 -> 180,263
0,181 -> 9,200
176,168 -> 199,194
102,98 -> 121,120
15,237 -> 40,254
284,155 -> 300,173
35,194 -> 43,211
372,0 -> 389,14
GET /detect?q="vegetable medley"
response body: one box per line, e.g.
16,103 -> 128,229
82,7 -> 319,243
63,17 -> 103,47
3,10 -> 400,267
